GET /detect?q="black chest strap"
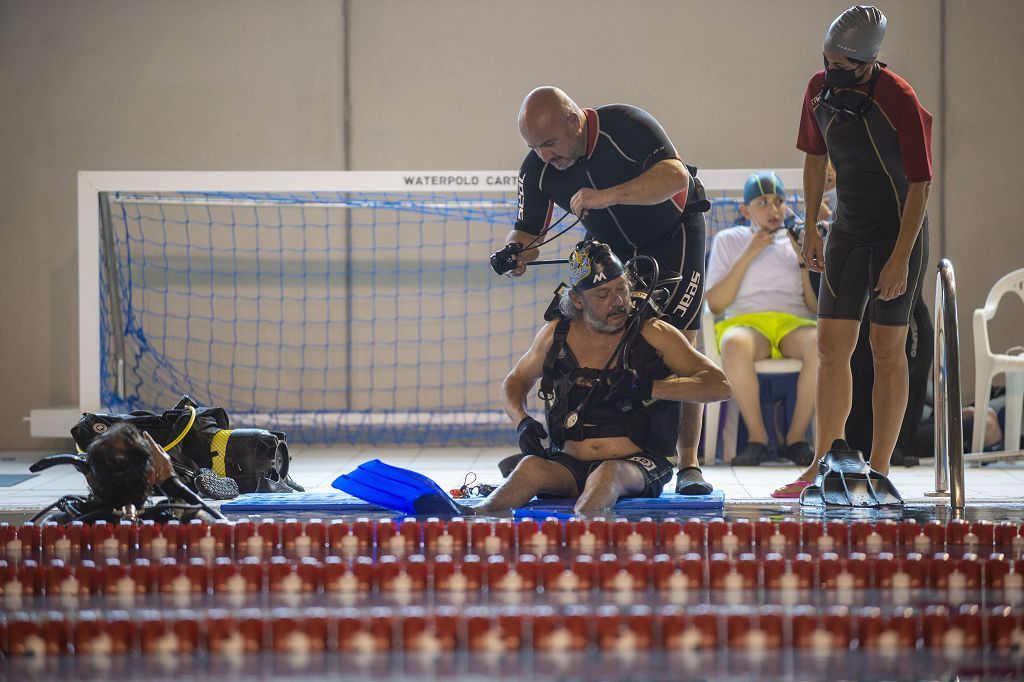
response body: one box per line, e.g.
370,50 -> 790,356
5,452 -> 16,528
539,316 -> 572,401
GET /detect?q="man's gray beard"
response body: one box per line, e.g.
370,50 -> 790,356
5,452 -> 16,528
583,307 -> 629,333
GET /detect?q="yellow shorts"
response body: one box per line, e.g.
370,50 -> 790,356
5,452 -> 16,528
714,311 -> 817,359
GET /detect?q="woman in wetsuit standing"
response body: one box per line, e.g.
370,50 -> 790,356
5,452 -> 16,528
773,5 -> 933,498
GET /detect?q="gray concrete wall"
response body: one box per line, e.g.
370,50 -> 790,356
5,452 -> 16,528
1,0 -> 1020,449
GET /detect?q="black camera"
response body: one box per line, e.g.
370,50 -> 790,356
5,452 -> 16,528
776,214 -> 803,241
490,242 -> 524,275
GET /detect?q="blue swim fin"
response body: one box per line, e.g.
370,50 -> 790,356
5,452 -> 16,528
332,459 -> 466,516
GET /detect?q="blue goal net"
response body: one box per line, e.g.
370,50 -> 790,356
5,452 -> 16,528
95,173 -> 799,445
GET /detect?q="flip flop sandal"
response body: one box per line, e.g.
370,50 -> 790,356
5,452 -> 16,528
770,479 -> 811,499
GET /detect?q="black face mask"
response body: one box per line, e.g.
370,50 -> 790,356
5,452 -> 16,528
823,59 -> 863,88
818,65 -> 880,123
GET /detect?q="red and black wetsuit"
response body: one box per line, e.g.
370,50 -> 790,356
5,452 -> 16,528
797,67 -> 933,325
516,104 -> 707,330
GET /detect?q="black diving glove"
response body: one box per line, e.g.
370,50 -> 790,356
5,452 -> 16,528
603,369 -> 654,403
516,416 -> 549,457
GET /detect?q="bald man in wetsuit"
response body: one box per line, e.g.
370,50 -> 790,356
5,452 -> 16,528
501,86 -> 714,494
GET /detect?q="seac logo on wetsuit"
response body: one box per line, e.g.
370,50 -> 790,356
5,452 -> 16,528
517,172 -> 526,221
673,271 -> 702,317
627,455 -> 657,471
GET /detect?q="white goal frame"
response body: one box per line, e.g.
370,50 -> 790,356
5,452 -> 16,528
30,168 -> 801,437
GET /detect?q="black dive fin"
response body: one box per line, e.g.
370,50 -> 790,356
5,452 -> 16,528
800,439 -> 904,507
332,459 -> 466,516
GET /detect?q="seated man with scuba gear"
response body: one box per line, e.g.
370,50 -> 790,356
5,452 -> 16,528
475,241 -> 731,515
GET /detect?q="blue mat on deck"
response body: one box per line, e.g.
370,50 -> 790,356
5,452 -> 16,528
220,489 -> 724,514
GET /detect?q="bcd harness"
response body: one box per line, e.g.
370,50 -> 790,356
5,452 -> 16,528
538,316 -> 680,457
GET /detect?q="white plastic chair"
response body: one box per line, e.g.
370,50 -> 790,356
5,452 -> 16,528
700,303 -> 803,463
971,268 -> 1024,454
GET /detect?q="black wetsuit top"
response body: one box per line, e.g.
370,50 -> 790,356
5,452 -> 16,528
797,67 -> 933,325
516,104 -> 707,330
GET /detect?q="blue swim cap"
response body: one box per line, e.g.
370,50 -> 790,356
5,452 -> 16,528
743,171 -> 787,205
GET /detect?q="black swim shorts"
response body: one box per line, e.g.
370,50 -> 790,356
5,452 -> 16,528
817,224 -> 928,326
634,211 -> 706,332
546,450 -> 674,498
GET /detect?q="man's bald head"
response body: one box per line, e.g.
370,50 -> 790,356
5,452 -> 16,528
518,86 -> 587,170
518,87 -> 578,130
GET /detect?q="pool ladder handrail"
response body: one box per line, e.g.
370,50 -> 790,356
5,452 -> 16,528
931,258 -> 965,509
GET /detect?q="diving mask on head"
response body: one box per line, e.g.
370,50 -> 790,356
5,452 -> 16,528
568,240 -> 625,291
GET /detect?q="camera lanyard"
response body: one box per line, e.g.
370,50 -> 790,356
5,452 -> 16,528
518,209 -> 582,254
